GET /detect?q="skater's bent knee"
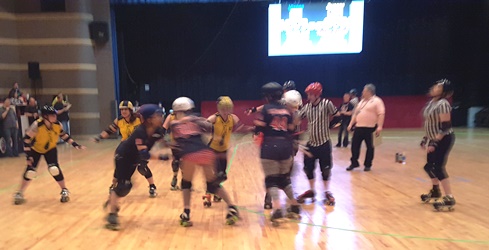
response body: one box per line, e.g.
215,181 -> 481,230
114,180 -> 132,197
265,175 -> 281,189
181,179 -> 192,190
48,164 -> 64,181
206,181 -> 220,194
23,166 -> 37,180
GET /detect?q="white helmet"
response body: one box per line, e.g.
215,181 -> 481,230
283,90 -> 303,108
172,97 -> 195,112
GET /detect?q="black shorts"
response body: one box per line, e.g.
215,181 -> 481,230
113,154 -> 137,181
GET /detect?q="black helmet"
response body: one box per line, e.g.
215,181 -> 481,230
283,80 -> 296,91
349,88 -> 358,95
41,105 -> 57,116
436,79 -> 453,98
261,82 -> 283,101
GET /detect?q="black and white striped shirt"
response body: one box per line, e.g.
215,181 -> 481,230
423,98 -> 453,140
298,99 -> 337,146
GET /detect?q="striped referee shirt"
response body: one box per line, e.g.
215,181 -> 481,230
423,98 -> 453,140
298,99 -> 337,146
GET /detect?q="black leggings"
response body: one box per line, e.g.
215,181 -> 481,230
424,134 -> 455,181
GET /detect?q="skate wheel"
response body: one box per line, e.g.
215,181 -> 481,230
170,186 -> 180,191
264,204 -> 272,210
448,207 -> 455,211
180,221 -> 193,227
203,201 -> 211,207
105,223 -> 120,231
60,197 -> 70,203
149,193 -> 157,198
271,220 -> 280,227
226,216 -> 238,225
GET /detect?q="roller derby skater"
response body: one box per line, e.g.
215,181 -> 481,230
254,82 -> 302,225
204,96 -> 252,207
170,97 -> 240,226
295,82 -> 338,206
104,104 -> 168,230
94,100 -> 160,198
420,79 -> 456,211
13,105 -> 85,205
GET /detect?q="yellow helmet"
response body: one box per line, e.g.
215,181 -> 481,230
119,100 -> 134,110
217,96 -> 233,110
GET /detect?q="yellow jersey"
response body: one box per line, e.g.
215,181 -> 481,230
117,116 -> 141,141
31,119 -> 62,154
208,113 -> 234,152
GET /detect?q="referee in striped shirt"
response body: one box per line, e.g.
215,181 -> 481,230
295,82 -> 338,205
420,79 -> 456,209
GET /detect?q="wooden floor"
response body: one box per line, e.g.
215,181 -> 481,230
1,128 -> 489,250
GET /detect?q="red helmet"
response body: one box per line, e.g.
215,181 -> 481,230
305,82 -> 323,96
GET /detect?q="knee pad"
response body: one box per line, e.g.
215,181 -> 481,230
171,159 -> 180,173
320,165 -> 332,181
138,164 -> 153,178
206,181 -> 220,194
217,158 -> 227,173
423,163 -> 437,179
181,179 -> 192,190
278,175 -> 292,190
114,180 -> 132,197
23,166 -> 37,180
264,175 -> 281,189
433,165 -> 449,180
48,164 -> 64,181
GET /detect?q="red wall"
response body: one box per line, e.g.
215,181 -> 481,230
201,95 -> 430,129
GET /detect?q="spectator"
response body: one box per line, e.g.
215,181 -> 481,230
0,97 -> 19,157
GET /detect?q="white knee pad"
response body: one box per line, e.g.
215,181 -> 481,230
24,169 -> 37,180
48,164 -> 60,176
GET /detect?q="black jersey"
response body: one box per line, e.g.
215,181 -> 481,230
256,102 -> 294,160
170,115 -> 211,157
115,125 -> 164,163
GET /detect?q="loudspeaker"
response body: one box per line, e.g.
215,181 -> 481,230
89,21 -> 109,44
28,62 -> 40,80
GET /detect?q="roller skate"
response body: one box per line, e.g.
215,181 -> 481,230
213,195 -> 222,202
420,187 -> 441,203
225,205 -> 239,225
13,191 -> 25,205
264,192 -> 272,210
180,210 -> 193,227
324,191 -> 336,206
270,209 -> 285,227
60,188 -> 70,203
202,193 -> 212,207
149,184 -> 157,198
105,213 -> 120,230
285,205 -> 302,220
297,190 -> 315,204
170,176 -> 179,191
433,195 -> 456,211
103,199 -> 120,213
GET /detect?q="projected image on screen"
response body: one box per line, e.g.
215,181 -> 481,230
268,1 -> 364,56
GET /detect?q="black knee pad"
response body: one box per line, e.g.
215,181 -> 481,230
48,163 -> 64,182
23,166 -> 37,181
171,159 -> 180,173
433,164 -> 449,180
423,163 -> 437,179
217,158 -> 227,173
264,175 -> 281,189
278,175 -> 292,190
137,164 -> 150,177
142,167 -> 153,179
181,179 -> 192,190
206,181 -> 221,194
114,180 -> 132,197
320,165 -> 332,181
